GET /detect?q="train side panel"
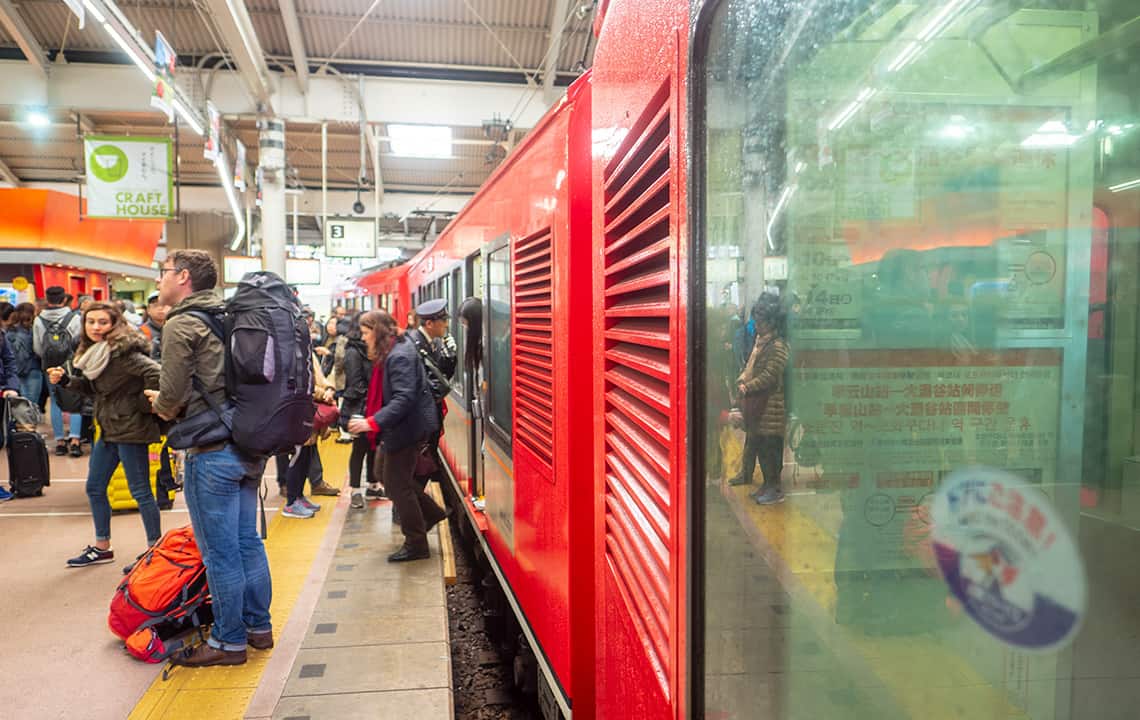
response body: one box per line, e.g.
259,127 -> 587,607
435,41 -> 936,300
591,1 -> 690,719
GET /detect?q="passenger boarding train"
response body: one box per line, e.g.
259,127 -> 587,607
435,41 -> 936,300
344,0 -> 1140,718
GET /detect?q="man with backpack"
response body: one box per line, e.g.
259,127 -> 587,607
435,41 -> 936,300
34,286 -> 83,457
145,250 -> 274,668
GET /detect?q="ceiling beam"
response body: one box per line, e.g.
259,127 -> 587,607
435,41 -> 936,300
0,155 -> 20,186
202,0 -> 275,112
542,0 -> 571,105
278,0 -> 310,95
0,0 -> 49,77
0,62 -> 551,128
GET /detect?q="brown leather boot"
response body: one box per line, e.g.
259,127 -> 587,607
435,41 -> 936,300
170,643 -> 247,667
247,631 -> 274,650
310,482 -> 341,496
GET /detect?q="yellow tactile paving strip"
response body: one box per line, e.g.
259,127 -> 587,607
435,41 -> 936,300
129,440 -> 350,720
726,484 -> 1030,720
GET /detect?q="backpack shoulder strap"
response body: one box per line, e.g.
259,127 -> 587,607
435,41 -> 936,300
181,309 -> 224,341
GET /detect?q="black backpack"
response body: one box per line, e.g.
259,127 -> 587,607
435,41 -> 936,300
39,310 -> 78,370
179,272 -> 315,457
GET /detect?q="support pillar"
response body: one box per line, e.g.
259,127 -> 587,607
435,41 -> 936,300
259,118 -> 287,276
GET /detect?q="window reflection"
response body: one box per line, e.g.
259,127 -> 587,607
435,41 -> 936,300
701,1 -> 1140,718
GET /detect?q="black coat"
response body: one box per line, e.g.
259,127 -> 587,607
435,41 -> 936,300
370,334 -> 440,453
340,338 -> 372,421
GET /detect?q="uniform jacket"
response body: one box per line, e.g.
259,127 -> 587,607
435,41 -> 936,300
736,331 -> 789,437
339,338 -> 372,421
61,332 -> 161,444
153,290 -> 227,421
370,334 -> 440,453
409,327 -> 458,393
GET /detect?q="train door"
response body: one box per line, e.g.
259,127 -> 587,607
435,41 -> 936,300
468,251 -> 486,498
481,235 -> 515,546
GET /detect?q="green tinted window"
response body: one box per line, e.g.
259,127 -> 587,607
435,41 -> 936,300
699,1 -> 1138,718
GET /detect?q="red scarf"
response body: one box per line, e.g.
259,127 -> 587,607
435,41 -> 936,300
365,360 -> 384,449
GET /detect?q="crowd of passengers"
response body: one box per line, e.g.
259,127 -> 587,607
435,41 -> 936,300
0,250 -> 480,668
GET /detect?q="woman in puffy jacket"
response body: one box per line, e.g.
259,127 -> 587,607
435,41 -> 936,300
47,302 -> 162,568
340,314 -> 383,509
5,303 -> 41,404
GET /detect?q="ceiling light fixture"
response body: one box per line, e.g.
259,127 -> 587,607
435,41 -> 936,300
387,124 -> 452,158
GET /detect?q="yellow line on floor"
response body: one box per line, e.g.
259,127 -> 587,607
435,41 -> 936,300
728,484 -> 1028,720
129,439 -> 351,720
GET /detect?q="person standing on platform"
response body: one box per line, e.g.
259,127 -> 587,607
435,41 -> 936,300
146,250 -> 272,667
141,293 -> 176,509
6,303 -> 42,407
407,298 -> 458,485
34,286 -> 83,457
347,309 -> 447,562
341,314 -> 383,508
48,302 -> 162,567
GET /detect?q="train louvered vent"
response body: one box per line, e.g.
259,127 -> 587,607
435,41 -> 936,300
513,227 -> 554,468
602,81 -> 673,689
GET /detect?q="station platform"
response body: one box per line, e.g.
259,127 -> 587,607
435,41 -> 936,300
0,436 -> 453,720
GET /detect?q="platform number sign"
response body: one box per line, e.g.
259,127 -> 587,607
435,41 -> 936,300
324,219 -> 377,258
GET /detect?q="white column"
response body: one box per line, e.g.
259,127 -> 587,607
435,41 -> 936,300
259,117 -> 287,276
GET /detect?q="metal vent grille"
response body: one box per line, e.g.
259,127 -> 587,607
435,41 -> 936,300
513,226 -> 555,468
601,80 -> 673,688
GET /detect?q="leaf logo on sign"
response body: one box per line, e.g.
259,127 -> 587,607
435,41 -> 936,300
90,145 -> 129,183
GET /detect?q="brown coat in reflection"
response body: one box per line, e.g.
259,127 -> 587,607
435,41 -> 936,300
736,330 -> 789,437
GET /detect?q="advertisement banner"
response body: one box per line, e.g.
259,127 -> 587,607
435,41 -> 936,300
204,101 -> 222,163
84,136 -> 174,219
233,139 -> 247,191
150,31 -> 176,121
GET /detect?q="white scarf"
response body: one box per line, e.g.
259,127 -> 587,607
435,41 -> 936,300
73,341 -> 112,380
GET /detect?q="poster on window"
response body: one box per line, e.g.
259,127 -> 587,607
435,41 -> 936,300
84,136 -> 174,219
150,31 -> 177,122
791,348 -> 1061,571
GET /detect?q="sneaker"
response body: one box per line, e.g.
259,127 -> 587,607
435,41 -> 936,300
753,487 -> 786,505
365,485 -> 386,500
0,487 -> 12,502
297,496 -> 322,513
67,545 -> 114,567
350,492 -> 365,509
68,442 -> 82,458
281,500 -> 316,519
54,442 -> 67,456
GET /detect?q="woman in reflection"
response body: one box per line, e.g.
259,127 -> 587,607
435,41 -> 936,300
729,293 -> 790,505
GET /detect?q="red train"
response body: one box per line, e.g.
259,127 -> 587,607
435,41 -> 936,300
348,2 -> 694,718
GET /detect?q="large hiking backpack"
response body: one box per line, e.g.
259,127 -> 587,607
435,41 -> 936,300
38,310 -> 79,370
109,525 -> 213,663
176,272 -> 315,457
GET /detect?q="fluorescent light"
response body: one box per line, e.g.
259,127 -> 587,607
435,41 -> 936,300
917,0 -> 975,41
217,150 -> 247,251
82,0 -> 106,24
888,40 -> 923,72
1110,178 -> 1140,193
102,22 -> 156,82
26,110 -> 51,127
173,98 -> 204,136
765,184 -> 797,251
387,124 -> 452,158
828,88 -> 877,131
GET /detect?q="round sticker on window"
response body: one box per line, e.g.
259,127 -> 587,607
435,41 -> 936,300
931,468 -> 1085,652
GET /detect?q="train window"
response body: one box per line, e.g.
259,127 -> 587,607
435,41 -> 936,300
486,242 -> 513,446
696,1 -> 1139,719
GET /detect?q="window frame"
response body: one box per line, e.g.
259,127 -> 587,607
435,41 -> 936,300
483,232 -> 513,455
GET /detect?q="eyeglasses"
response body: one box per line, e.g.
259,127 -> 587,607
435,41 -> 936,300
157,267 -> 179,277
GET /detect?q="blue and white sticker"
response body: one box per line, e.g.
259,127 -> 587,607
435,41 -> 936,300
931,468 -> 1086,652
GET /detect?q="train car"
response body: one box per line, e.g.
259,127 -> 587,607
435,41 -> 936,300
340,262 -> 410,320
349,1 -> 1140,719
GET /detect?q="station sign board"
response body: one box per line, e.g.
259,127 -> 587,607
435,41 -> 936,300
324,218 -> 377,258
84,136 -> 174,220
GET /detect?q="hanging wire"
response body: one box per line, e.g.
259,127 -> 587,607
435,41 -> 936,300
507,2 -> 595,128
315,0 -> 389,74
460,0 -> 539,88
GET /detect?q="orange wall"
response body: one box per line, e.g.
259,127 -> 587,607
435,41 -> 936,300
0,188 -> 163,268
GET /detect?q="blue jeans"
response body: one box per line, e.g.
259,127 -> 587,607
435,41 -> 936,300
86,439 -> 162,545
19,371 -> 42,407
48,382 -> 82,441
183,444 -> 272,650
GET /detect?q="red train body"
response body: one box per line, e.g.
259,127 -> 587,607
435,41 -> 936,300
348,2 -> 692,718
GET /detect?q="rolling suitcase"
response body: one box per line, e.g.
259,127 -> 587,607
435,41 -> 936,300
8,429 -> 50,497
5,397 -> 49,498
